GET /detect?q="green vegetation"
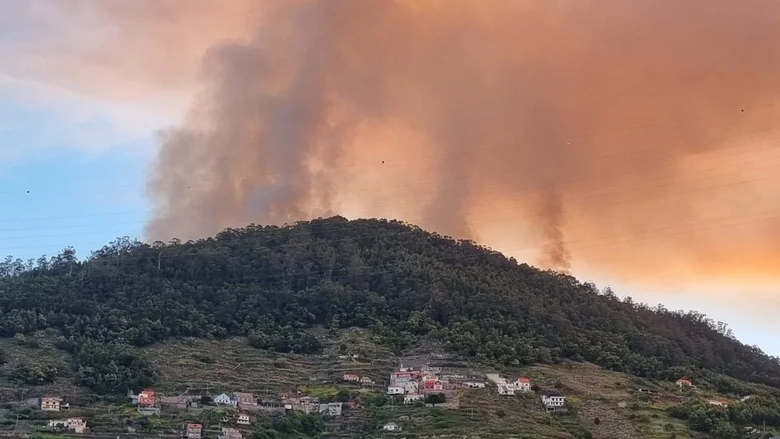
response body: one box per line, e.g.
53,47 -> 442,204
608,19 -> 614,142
252,413 -> 326,439
1,217 -> 780,398
668,396 -> 780,438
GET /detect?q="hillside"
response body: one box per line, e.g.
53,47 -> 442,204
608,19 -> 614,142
1,217 -> 780,437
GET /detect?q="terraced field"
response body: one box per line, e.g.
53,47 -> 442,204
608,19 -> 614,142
0,331 -> 756,438
144,328 -> 395,396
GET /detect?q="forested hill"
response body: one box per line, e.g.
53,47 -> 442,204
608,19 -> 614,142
0,216 -> 778,393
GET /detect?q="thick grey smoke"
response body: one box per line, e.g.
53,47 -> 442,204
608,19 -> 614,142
139,0 -> 780,277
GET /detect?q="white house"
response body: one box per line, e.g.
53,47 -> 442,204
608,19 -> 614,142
48,420 -> 69,428
383,422 -> 400,431
41,397 -> 62,411
237,413 -> 251,425
464,381 -> 486,389
360,376 -> 375,385
390,372 -> 413,385
404,381 -> 419,394
68,418 -> 87,434
541,394 -> 567,412
387,386 -> 405,395
404,393 -> 423,404
214,393 -> 237,407
343,374 -> 360,382
515,377 -> 532,393
497,384 -> 515,396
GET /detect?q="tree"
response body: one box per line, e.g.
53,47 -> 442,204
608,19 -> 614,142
425,394 -> 446,406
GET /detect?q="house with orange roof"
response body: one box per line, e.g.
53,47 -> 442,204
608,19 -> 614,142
515,377 -> 532,393
138,389 -> 156,406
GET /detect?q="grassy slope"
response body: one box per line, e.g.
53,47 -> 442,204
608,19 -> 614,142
143,332 -> 706,439
5,331 -> 779,438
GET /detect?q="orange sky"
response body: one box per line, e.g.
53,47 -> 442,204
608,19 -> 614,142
6,0 -> 780,287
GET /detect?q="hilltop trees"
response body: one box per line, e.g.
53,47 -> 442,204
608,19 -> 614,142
1,217 -> 780,393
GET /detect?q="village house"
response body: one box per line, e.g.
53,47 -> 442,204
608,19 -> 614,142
423,380 -> 443,392
390,371 -> 414,385
404,393 -> 423,404
383,422 -> 400,431
48,420 -> 69,428
404,381 -> 419,394
464,381 -> 486,389
220,427 -> 243,439
360,376 -> 375,385
283,396 -> 321,414
214,393 -> 237,407
234,392 -> 256,407
343,373 -> 360,382
138,389 -> 156,406
318,402 -> 343,417
515,377 -> 532,392
185,423 -> 203,439
387,386 -> 405,395
41,397 -> 62,411
497,383 -> 515,396
541,393 -> 567,412
237,413 -> 251,425
676,378 -> 692,388
68,418 -> 87,434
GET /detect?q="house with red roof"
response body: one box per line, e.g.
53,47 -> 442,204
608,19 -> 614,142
515,377 -> 532,393
423,380 -> 443,392
138,390 -> 156,407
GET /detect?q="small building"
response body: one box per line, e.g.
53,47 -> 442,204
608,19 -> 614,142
516,377 -> 532,392
404,393 -> 423,404
464,381 -> 486,389
387,386 -> 405,395
328,402 -> 343,416
497,384 -> 515,396
234,392 -> 256,407
68,418 -> 87,434
41,397 -> 62,411
404,381 -> 419,394
137,406 -> 161,416
423,380 -> 443,391
138,389 -> 156,406
48,420 -> 69,428
214,393 -> 237,407
220,427 -> 243,439
383,422 -> 400,431
360,376 -> 375,385
318,402 -> 343,417
343,374 -> 360,382
390,372 -> 414,385
185,423 -> 202,439
676,378 -> 692,388
236,413 -> 251,425
541,393 -> 567,412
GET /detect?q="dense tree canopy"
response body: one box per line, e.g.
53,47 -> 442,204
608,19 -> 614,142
1,217 -> 779,393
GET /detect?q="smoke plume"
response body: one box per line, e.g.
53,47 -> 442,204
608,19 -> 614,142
51,0 -> 780,281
